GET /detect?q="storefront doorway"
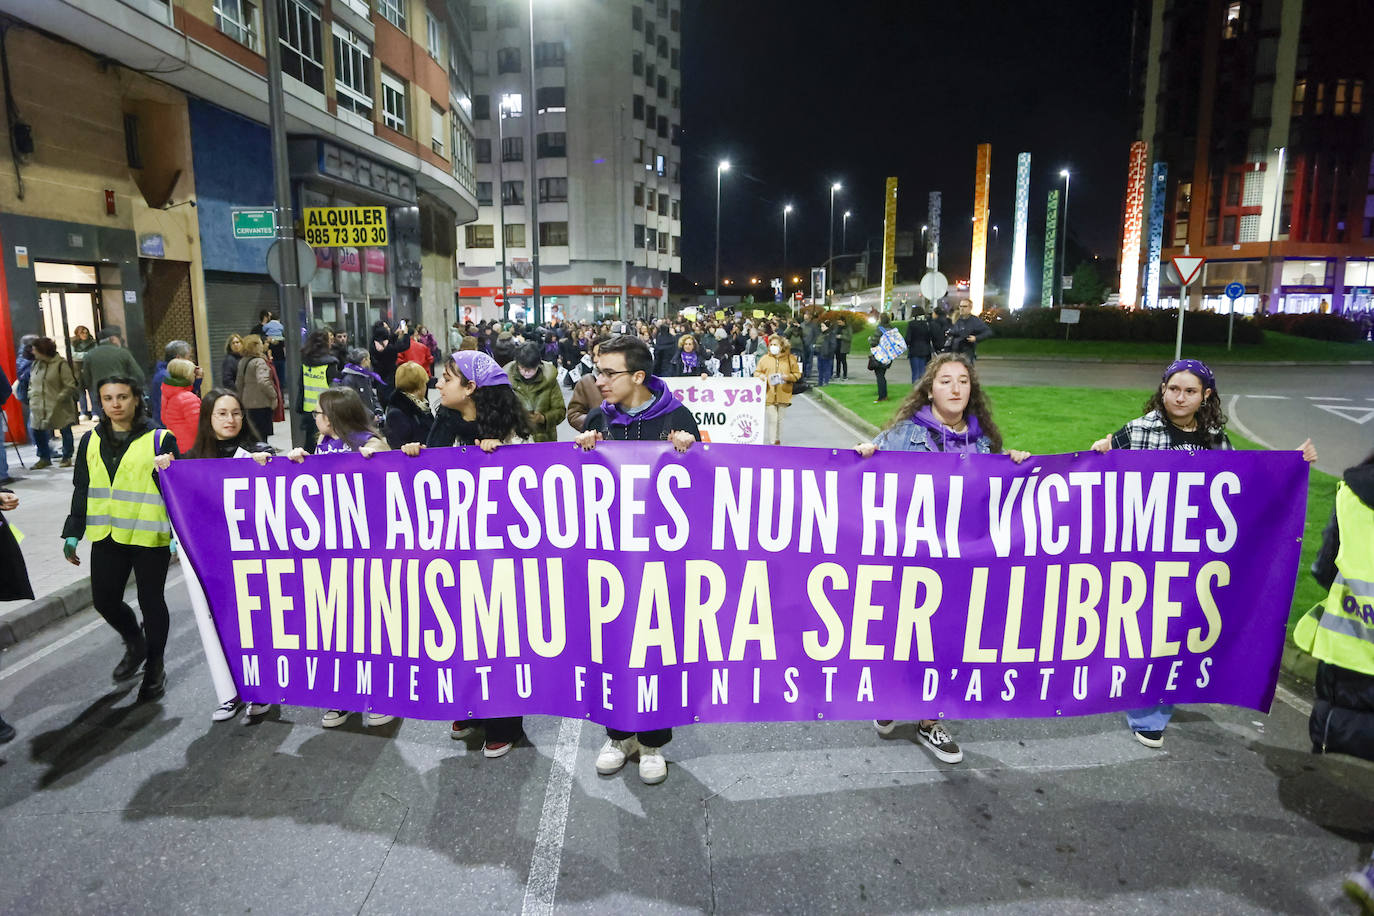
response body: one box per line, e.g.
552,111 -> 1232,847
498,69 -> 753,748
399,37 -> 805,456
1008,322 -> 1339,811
35,261 -> 104,361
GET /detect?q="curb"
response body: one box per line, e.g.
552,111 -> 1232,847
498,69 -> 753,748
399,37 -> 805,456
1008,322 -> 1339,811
0,578 -> 93,651
810,388 -> 880,437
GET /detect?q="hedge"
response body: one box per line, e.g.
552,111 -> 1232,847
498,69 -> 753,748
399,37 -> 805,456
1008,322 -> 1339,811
985,306 -> 1264,345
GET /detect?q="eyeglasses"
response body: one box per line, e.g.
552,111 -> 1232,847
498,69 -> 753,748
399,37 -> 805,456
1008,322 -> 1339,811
594,367 -> 635,380
212,410 -> 244,420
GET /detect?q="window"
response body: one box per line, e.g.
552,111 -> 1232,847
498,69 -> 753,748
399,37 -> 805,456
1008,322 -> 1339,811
634,138 -> 643,162
670,199 -> 679,220
426,12 -> 442,60
1293,78 -> 1306,117
332,23 -> 373,117
505,224 -> 526,247
632,5 -> 642,29
123,114 -> 142,169
671,85 -> 680,108
1355,80 -> 1365,116
539,177 -> 567,202
670,8 -> 679,31
657,36 -> 667,58
658,192 -> 669,213
381,70 -> 408,133
632,51 -> 643,76
536,87 -> 566,113
537,131 -> 566,158
498,92 -> 522,117
656,0 -> 667,15
672,236 -> 680,257
430,103 -> 445,155
657,75 -> 667,98
658,232 -> 668,255
535,41 -> 565,67
1336,79 -> 1349,116
645,20 -> 655,43
646,228 -> 657,249
646,63 -> 656,87
471,5 -> 487,29
377,0 -> 405,32
476,181 -> 493,205
501,180 -> 524,204
497,47 -> 521,73
671,123 -> 680,145
496,2 -> 518,28
656,154 -> 665,177
670,47 -> 679,70
1223,1 -> 1241,39
634,183 -> 644,206
647,191 -> 656,212
475,138 -> 491,162
540,222 -> 569,246
633,224 -> 645,248
502,136 -> 523,161
214,0 -> 259,50
1316,82 -> 1325,115
633,95 -> 644,119
657,115 -> 667,138
278,0 -> 323,92
474,94 -> 491,120
646,103 -> 656,125
465,224 -> 494,248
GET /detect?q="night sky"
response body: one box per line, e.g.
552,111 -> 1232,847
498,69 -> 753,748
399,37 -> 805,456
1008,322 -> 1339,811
680,0 -> 1139,292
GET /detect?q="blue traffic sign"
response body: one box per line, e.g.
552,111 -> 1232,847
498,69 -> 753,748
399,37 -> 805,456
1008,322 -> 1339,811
1224,282 -> 1245,300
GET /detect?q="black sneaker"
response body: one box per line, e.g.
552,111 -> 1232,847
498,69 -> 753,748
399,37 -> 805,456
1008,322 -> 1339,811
916,721 -> 964,764
138,665 -> 166,702
112,634 -> 148,681
0,715 -> 15,743
1134,729 -> 1165,749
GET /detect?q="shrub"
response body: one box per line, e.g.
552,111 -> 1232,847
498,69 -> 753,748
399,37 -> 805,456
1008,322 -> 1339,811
1256,313 -> 1366,342
985,305 -> 1264,345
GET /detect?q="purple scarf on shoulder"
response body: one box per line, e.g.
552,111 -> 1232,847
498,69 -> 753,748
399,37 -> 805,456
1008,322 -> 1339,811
315,430 -> 374,454
599,376 -> 682,426
911,405 -> 984,453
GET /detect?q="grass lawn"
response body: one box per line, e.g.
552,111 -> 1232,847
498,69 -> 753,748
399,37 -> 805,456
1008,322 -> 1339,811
820,383 -> 1337,627
887,326 -> 1374,363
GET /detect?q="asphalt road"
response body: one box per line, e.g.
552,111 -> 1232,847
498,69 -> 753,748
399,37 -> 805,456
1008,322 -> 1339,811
1,394 -> 1371,914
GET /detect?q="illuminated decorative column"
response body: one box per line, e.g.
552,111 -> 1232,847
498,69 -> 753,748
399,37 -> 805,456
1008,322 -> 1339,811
1041,190 -> 1059,308
881,177 -> 898,310
1144,162 -> 1168,310
969,144 -> 992,313
1008,152 -> 1031,310
927,191 -> 942,271
1119,141 -> 1148,309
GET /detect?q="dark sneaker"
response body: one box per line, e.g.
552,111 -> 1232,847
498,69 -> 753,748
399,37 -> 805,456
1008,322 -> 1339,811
1134,730 -> 1165,749
112,634 -> 147,681
138,665 -> 166,702
0,715 -> 15,743
916,721 -> 963,764
59,458 -> 73,468
30,459 -> 52,470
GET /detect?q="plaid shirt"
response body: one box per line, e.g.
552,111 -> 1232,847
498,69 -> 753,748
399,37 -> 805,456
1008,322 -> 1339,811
1110,411 -> 1232,452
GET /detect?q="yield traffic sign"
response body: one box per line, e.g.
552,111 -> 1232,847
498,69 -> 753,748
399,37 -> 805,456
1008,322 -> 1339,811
1171,256 -> 1206,286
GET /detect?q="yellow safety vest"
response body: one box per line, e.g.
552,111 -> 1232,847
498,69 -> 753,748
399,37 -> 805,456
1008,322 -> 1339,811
84,427 -> 171,548
302,363 -> 330,412
1294,483 -> 1374,676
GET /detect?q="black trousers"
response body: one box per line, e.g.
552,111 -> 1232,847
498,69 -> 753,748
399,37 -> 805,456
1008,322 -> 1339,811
484,716 -> 523,743
299,411 -> 319,452
90,538 -> 171,666
246,407 -> 274,441
874,365 -> 888,401
836,352 -> 849,378
607,727 -> 672,747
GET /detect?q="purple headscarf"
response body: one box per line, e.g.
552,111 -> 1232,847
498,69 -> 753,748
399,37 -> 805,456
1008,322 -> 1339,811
1162,358 -> 1217,395
450,350 -> 510,387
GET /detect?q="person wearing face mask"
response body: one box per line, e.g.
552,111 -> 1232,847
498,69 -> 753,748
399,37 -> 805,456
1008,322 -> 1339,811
505,342 -> 566,442
855,354 -> 1031,764
753,334 -> 802,445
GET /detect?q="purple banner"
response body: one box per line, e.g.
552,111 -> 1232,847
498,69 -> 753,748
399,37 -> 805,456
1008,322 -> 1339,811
162,445 -> 1308,728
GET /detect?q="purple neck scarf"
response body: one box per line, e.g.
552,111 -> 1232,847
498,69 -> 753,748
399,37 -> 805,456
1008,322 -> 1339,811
600,375 -> 682,426
911,405 -> 984,454
315,431 -> 374,454
681,350 -> 699,372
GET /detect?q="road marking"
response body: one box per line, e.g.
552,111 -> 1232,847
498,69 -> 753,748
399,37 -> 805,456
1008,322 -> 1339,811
0,572 -> 185,682
1272,682 -> 1312,716
1306,396 -> 1351,401
520,717 -> 583,916
1225,395 -> 1274,449
1243,395 -> 1289,400
1314,404 -> 1374,425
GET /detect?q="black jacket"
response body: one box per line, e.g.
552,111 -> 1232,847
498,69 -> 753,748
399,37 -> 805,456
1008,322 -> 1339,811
384,389 -> 434,449
904,314 -> 940,358
583,389 -> 702,443
947,314 -> 993,355
62,418 -> 179,540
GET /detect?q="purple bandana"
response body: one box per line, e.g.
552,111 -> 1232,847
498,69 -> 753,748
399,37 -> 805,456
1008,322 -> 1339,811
1162,359 -> 1217,395
450,351 -> 510,387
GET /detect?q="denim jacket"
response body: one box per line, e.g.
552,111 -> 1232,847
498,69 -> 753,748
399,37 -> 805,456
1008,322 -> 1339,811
872,421 -> 993,454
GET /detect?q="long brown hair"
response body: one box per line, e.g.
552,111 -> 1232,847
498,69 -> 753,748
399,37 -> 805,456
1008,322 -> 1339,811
1142,368 -> 1227,445
316,387 -> 383,449
883,352 -> 1004,453
186,388 -> 262,459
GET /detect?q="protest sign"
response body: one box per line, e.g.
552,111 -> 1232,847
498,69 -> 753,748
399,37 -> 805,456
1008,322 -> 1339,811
662,377 -> 764,443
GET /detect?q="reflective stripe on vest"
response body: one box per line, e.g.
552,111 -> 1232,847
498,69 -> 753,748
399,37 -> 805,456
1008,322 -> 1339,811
302,363 -> 330,412
1293,483 -> 1374,676
84,428 -> 171,547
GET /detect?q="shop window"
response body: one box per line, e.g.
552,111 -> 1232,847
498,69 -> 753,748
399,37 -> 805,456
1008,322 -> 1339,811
539,222 -> 569,246
465,224 -> 495,248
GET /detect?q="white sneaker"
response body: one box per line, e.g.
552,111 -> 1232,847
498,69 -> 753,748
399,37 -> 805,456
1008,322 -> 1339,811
244,703 -> 273,718
638,745 -> 667,784
321,709 -> 349,728
365,713 -> 395,727
212,697 -> 242,722
873,719 -> 898,736
595,737 -> 639,775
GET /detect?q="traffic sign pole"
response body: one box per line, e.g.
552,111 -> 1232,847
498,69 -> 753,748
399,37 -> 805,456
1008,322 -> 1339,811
1223,281 -> 1245,352
1170,255 -> 1207,361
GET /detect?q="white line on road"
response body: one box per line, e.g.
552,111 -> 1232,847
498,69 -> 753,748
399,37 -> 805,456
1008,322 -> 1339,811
1225,395 -> 1274,449
1244,395 -> 1289,400
1273,682 -> 1313,716
0,572 -> 185,682
1306,396 -> 1351,401
520,717 -> 584,916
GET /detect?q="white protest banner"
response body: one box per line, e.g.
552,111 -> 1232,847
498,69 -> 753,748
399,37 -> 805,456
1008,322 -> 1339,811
662,377 -> 765,444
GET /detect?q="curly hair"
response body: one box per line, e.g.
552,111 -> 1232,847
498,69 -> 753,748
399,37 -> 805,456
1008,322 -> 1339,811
1142,368 -> 1227,446
443,362 -> 535,442
883,352 -> 1004,453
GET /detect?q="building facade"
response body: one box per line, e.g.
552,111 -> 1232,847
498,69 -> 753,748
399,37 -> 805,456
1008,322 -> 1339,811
456,0 -> 682,324
0,0 -> 479,425
1132,0 -> 1374,314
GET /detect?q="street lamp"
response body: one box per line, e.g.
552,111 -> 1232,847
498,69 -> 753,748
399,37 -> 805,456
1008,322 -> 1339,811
828,182 -> 842,303
715,160 -> 730,308
783,203 -> 793,298
842,210 -> 852,252
1058,168 -> 1071,306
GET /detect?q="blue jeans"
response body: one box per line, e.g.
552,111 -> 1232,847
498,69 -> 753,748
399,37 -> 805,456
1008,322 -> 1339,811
1126,704 -> 1175,733
817,356 -> 834,386
908,355 -> 928,384
34,426 -> 74,462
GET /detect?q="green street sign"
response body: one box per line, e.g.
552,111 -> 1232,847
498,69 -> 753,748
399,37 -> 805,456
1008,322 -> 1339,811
705,289 -> 716,296
232,208 -> 276,240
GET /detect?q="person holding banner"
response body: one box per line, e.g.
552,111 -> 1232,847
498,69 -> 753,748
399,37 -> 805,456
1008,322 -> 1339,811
406,350 -> 534,757
753,334 -> 802,445
62,377 -> 179,702
1091,359 -> 1317,748
154,388 -> 275,722
576,335 -> 701,785
855,353 -> 1030,763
